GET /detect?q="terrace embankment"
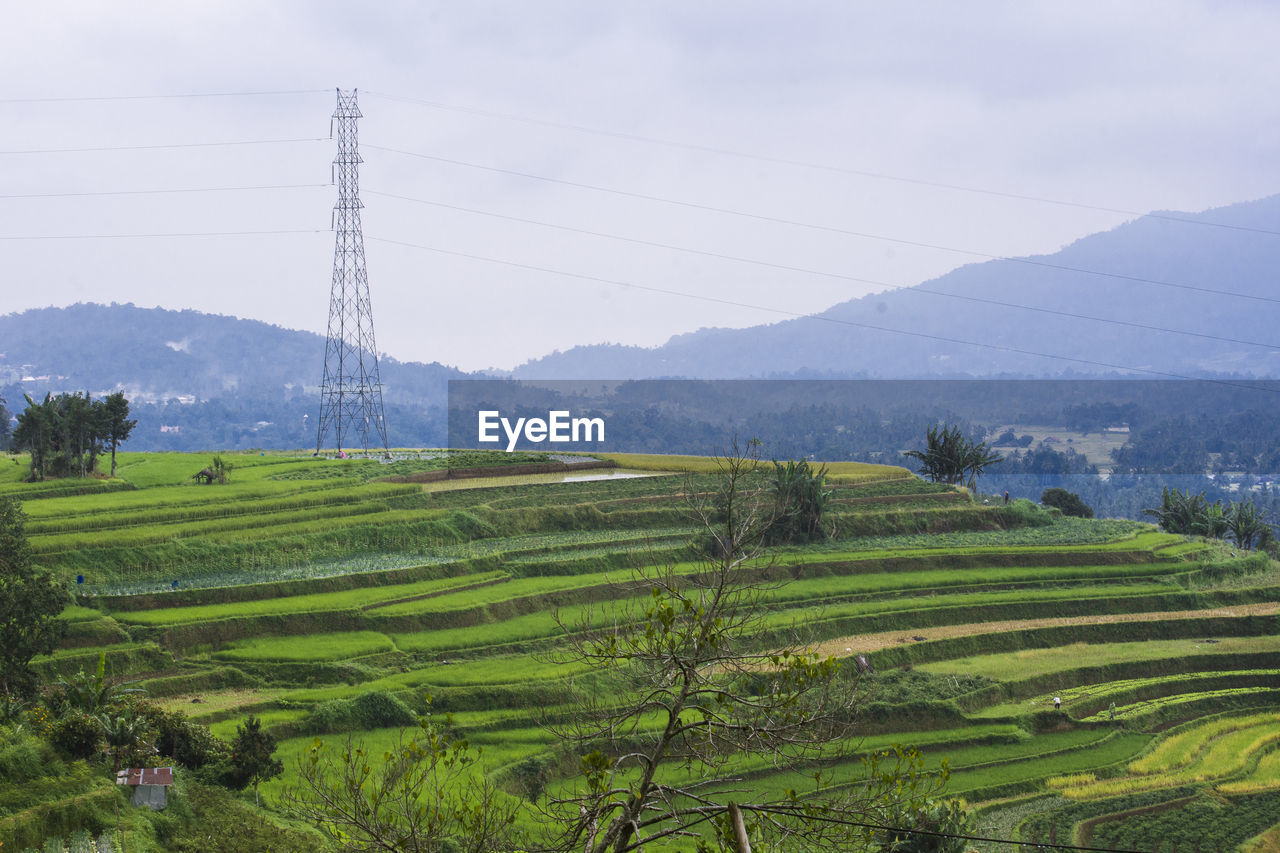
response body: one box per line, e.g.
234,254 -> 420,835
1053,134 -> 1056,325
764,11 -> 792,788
821,602 -> 1280,659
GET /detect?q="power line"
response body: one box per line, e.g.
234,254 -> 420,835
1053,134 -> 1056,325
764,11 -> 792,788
4,86 -> 1272,243
364,145 -> 1280,307
0,229 -> 323,240
367,188 -> 1280,351
0,138 -> 326,155
363,90 -> 1280,240
366,234 -> 1280,392
0,89 -> 328,104
0,183 -> 328,200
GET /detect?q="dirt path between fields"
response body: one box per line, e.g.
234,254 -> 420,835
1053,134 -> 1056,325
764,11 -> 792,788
812,601 -> 1280,657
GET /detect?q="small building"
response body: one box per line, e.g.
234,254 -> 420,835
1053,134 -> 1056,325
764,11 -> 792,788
116,767 -> 174,810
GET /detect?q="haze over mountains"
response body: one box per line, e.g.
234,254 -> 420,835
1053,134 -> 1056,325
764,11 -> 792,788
0,304 -> 465,405
2,194 -> 1278,449
0,306 -> 464,449
513,194 -> 1280,379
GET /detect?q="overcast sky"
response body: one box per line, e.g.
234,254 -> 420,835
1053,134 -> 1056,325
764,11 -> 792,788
3,2 -> 1279,372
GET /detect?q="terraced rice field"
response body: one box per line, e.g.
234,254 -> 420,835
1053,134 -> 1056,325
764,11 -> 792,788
16,449 -> 1280,849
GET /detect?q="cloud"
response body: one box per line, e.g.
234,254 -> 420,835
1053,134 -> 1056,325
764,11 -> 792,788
2,1 -> 1278,371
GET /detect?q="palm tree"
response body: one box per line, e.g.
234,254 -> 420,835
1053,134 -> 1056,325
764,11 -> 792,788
1227,498 -> 1271,550
98,709 -> 150,771
905,424 -> 1002,491
963,442 -> 1004,491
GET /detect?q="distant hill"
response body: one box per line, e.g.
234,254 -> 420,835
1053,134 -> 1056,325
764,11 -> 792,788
0,304 -> 466,450
513,194 -> 1280,379
5,194 -> 1280,449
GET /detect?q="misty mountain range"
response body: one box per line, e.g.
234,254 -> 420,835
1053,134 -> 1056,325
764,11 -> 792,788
2,194 -> 1278,450
512,194 -> 1280,379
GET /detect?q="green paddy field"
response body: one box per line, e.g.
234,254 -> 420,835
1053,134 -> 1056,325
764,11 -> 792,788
4,448 -> 1279,851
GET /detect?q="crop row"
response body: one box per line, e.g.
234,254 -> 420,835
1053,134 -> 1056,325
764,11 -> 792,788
597,453 -> 909,482
42,509 -> 504,580
1065,671 -> 1280,719
1218,748 -> 1280,794
1088,789 -> 1280,851
0,476 -> 130,500
21,476 -> 348,518
113,570 -> 509,625
1011,786 -> 1201,848
1051,714 -> 1280,799
782,518 -> 1158,554
744,729 -> 1148,804
92,525 -> 693,603
29,499 -> 412,553
22,481 -> 420,534
81,514 -> 1189,606
947,645 -> 1280,714
125,563 -> 1272,668
117,562 -> 1209,657
138,580 -> 1185,666
1131,711 -> 1280,774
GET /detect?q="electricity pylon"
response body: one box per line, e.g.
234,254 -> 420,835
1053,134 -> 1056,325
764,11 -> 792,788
316,88 -> 389,454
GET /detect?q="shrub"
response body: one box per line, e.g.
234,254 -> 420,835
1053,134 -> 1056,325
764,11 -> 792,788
353,689 -> 418,728
0,725 -> 55,782
48,713 -> 101,760
119,696 -> 228,769
1042,488 -> 1094,518
306,689 -> 418,734
994,498 -> 1055,528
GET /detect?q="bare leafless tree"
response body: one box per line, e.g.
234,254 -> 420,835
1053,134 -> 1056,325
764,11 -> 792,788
545,439 -> 950,853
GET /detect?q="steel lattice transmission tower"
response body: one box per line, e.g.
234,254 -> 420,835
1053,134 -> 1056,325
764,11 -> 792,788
316,88 -> 389,454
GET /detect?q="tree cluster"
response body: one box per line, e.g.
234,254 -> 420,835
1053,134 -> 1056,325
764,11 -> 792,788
2,501 -> 280,814
0,497 -> 66,700
1144,487 -> 1273,550
11,391 -> 136,480
11,650 -> 280,802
